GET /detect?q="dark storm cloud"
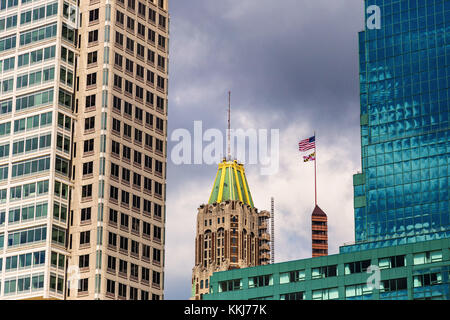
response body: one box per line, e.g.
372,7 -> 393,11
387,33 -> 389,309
169,0 -> 364,128
165,0 -> 365,299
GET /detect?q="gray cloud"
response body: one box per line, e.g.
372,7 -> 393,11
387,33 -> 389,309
165,0 -> 365,299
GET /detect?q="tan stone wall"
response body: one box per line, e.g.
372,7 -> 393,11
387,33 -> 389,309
191,200 -> 270,300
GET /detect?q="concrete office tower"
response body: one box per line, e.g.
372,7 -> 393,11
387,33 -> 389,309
0,0 -> 169,300
311,205 -> 328,257
191,159 -> 270,300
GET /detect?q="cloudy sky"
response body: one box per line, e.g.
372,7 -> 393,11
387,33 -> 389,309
165,0 -> 365,299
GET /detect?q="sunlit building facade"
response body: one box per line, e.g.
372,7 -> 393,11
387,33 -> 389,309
0,0 -> 169,300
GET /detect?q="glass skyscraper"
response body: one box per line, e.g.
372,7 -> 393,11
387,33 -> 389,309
343,0 -> 450,252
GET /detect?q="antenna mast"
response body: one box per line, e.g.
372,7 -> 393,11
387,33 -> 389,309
271,197 -> 275,264
227,91 -> 231,161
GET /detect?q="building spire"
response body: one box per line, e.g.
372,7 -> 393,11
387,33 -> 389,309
227,91 -> 231,161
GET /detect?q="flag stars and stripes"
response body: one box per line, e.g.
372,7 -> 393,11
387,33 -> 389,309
298,136 -> 315,152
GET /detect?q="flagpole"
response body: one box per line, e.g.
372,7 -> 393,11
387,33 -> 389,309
314,131 -> 317,207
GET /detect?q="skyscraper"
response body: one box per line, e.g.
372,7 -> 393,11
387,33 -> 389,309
0,0 -> 169,300
345,0 -> 449,252
191,159 -> 271,300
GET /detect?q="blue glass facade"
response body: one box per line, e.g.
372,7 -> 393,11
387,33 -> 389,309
343,0 -> 450,253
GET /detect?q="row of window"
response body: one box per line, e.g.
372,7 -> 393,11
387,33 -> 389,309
105,278 -> 159,300
108,208 -> 163,237
106,229 -> 162,253
3,201 -> 48,225
105,254 -> 161,281
2,273 -> 45,296
112,95 -> 165,128
1,250 -> 45,272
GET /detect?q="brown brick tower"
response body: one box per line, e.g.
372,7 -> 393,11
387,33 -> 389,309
311,205 -> 328,257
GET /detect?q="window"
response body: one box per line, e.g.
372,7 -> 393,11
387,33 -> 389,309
110,185 -> 119,200
109,209 -> 118,224
380,278 -> 407,293
112,118 -> 121,133
132,195 -> 140,209
413,272 -> 442,288
123,146 -> 131,160
133,173 -> 141,187
114,53 -> 123,67
87,51 -> 98,64
137,23 -> 145,37
344,260 -> 371,275
154,182 -> 162,196
312,288 -> 339,300
345,283 -> 372,298
82,162 -> 93,176
84,139 -> 94,153
156,138 -> 163,153
79,254 -> 90,268
312,265 -> 337,279
85,117 -> 95,131
157,55 -> 165,69
121,190 -> 130,205
248,275 -> 273,288
82,184 -> 92,199
147,28 -> 155,43
111,140 -> 120,156
88,30 -> 98,43
152,271 -> 160,286
158,14 -> 166,29
153,225 -> 161,241
116,10 -> 124,25
126,38 -> 134,52
218,279 -> 242,293
113,96 -> 122,111
154,203 -> 162,218
80,231 -> 90,245
134,150 -> 142,165
120,212 -> 129,228
86,94 -> 96,108
131,240 -> 139,255
138,2 -> 146,16
86,73 -> 97,86
413,251 -> 443,265
158,34 -> 165,48
132,217 -> 140,233
378,255 -> 406,269
125,80 -> 133,95
106,279 -> 115,294
148,8 -> 156,23
279,270 -> 305,284
115,31 -> 124,46
280,292 -> 305,300
89,8 -> 99,22
81,207 -> 91,222
111,162 -> 119,178
135,129 -> 142,143
126,17 -> 135,31
119,236 -> 128,251
137,44 -> 145,58
107,256 -> 116,271
108,232 -> 117,247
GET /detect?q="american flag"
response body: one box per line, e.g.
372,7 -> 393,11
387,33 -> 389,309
298,136 -> 315,152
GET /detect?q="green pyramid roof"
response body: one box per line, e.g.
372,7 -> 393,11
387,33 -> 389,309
208,159 -> 254,207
